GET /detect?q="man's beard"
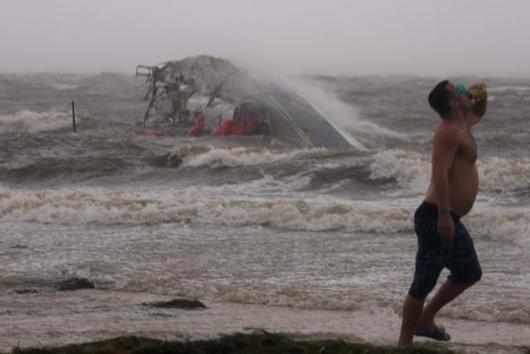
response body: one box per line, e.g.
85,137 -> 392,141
461,103 -> 472,115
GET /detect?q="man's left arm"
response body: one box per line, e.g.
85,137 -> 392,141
466,85 -> 488,127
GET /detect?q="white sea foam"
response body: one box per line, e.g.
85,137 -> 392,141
1,187 -> 529,242
176,147 -> 529,199
0,110 -> 73,133
179,146 -> 332,168
368,149 -> 430,194
466,207 -> 530,246
367,149 -> 530,196
478,157 -> 530,193
185,173 -> 313,196
0,187 -> 412,232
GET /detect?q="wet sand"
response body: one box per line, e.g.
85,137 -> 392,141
1,289 -> 528,354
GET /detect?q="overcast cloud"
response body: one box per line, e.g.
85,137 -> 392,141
1,0 -> 528,76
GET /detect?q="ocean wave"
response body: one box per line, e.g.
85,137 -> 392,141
0,187 -> 412,232
1,188 -> 529,242
367,149 -> 430,194
366,149 -> 530,196
478,157 -> 530,194
166,147 -> 423,193
171,146 -> 344,168
0,156 -> 132,182
466,207 -> 530,246
175,147 -> 530,197
0,110 -> 75,133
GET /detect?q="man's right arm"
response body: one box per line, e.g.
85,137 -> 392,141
431,126 -> 460,239
466,84 -> 488,127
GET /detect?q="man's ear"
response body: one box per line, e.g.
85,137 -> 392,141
448,99 -> 459,111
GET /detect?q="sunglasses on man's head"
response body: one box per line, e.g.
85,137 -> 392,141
455,83 -> 470,97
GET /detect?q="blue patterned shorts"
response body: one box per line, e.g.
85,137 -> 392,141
408,202 -> 482,300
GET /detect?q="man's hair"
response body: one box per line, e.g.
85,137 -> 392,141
428,80 -> 451,117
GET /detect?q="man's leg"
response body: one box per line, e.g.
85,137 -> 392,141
398,294 -> 425,347
419,221 -> 482,330
418,280 -> 474,330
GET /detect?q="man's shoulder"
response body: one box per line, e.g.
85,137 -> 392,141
434,121 -> 465,136
433,122 -> 464,146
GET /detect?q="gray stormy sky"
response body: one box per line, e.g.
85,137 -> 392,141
1,0 -> 529,76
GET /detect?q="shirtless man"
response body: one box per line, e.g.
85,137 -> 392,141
398,80 -> 488,347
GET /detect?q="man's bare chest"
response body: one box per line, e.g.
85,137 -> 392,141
458,131 -> 478,163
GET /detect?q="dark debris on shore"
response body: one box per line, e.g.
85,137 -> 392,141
10,332 -> 460,354
142,299 -> 206,310
57,278 -> 95,291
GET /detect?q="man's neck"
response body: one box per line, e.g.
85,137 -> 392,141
442,112 -> 467,129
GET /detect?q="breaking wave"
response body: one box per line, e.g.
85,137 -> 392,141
0,187 -> 412,232
466,207 -> 530,246
365,149 -> 530,196
1,187 -> 529,242
169,147 -> 530,197
0,157 -> 132,182
367,149 -> 430,195
0,110 -> 74,133
169,146 -> 341,168
478,156 -> 530,194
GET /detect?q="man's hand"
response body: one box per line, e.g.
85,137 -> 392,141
438,214 -> 455,240
469,83 -> 488,102
465,83 -> 488,127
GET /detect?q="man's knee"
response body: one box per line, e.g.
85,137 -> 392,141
449,266 -> 482,286
409,273 -> 439,300
470,266 -> 482,284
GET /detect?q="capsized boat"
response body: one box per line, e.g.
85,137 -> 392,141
135,55 -> 356,150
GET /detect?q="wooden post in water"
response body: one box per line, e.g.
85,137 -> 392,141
71,101 -> 77,132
